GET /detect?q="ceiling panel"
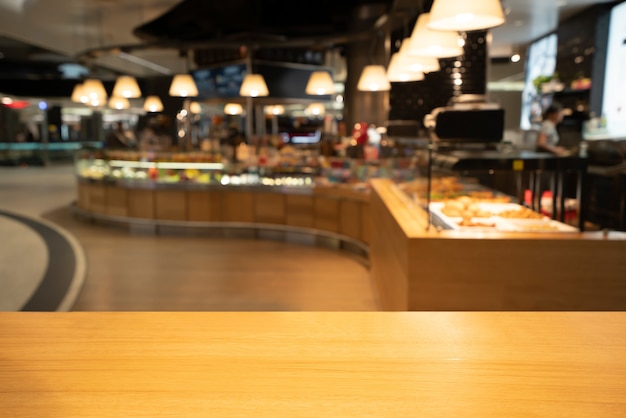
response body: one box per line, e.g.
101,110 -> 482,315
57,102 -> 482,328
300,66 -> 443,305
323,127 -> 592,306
0,0 -> 619,77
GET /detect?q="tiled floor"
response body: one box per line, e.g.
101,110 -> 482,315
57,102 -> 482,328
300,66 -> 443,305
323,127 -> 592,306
0,163 -> 379,311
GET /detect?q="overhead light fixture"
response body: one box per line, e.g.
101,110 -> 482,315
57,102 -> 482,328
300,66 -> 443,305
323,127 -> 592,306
306,103 -> 326,117
239,74 -> 269,97
398,39 -> 441,73
511,53 -> 521,63
143,95 -> 164,112
108,96 -> 130,110
112,75 -> 142,98
224,103 -> 244,115
189,101 -> 202,114
82,78 -> 108,107
408,13 -> 464,58
71,83 -> 88,104
387,53 -> 425,82
169,74 -> 199,97
357,65 -> 391,92
305,71 -> 335,95
265,105 -> 285,115
428,0 -> 505,32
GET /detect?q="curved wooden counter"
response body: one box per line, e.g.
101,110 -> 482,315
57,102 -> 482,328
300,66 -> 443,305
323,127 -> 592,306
370,178 -> 626,311
1,312 -> 625,417
76,179 -> 371,248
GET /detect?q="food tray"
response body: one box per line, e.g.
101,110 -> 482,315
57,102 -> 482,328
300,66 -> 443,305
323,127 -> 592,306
429,202 -> 502,231
429,202 -> 576,232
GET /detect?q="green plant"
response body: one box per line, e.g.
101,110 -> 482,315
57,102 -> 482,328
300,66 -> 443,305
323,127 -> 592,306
533,75 -> 553,93
533,73 -> 559,94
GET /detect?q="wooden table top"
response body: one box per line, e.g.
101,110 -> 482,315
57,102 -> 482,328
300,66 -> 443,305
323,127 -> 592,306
1,312 -> 625,417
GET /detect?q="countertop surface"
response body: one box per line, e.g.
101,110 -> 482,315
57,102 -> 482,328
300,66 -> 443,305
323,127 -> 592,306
1,312 -> 625,417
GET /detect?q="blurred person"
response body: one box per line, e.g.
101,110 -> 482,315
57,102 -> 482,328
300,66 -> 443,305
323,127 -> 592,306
536,105 -> 567,155
105,121 -> 136,149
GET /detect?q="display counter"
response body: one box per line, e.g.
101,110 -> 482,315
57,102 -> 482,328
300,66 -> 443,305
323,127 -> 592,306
74,150 -> 626,311
73,150 -> 407,250
370,178 -> 626,311
1,312 -> 625,417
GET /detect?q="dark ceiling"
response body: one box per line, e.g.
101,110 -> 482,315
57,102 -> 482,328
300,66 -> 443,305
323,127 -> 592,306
0,36 -> 72,79
133,0 -> 403,46
0,0 -> 426,97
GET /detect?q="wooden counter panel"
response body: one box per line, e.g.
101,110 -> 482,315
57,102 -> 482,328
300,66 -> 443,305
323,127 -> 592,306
314,196 -> 340,233
105,185 -> 128,217
360,202 -> 371,244
339,199 -> 362,241
222,190 -> 254,223
370,190 -> 410,310
82,182 -> 107,214
76,182 -> 371,247
77,182 -> 88,210
154,189 -> 187,221
408,230 -> 626,311
371,179 -> 626,310
1,312 -> 625,417
254,192 -> 286,225
187,190 -> 222,222
127,189 -> 154,219
285,194 -> 314,228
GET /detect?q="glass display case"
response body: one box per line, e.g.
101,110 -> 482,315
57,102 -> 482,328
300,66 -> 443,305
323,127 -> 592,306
397,153 -> 585,233
74,148 -> 424,191
74,149 -> 317,188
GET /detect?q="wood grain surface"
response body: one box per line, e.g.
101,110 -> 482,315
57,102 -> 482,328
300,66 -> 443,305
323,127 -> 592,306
1,312 -> 625,417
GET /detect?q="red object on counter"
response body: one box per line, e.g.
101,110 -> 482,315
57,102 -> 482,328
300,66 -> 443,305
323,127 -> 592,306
352,122 -> 368,145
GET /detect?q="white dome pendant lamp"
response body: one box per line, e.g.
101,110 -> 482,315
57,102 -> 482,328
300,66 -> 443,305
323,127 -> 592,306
428,0 -> 505,32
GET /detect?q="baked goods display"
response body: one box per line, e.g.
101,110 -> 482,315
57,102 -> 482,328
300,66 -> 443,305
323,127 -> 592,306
399,176 -> 467,201
430,196 -> 577,232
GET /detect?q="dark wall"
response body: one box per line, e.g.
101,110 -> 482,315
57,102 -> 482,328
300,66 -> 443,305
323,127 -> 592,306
555,4 -> 614,89
549,4 -> 615,143
388,30 -> 488,129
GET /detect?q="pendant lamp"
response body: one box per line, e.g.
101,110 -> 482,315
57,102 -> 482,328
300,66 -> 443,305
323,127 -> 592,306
169,74 -> 199,97
357,65 -> 391,92
398,39 -> 440,73
239,74 -> 269,97
306,103 -> 326,117
305,71 -> 335,95
189,101 -> 202,114
82,79 -> 108,107
143,95 -> 164,112
224,103 -> 244,115
112,75 -> 142,99
108,96 -> 130,110
428,0 -> 505,32
265,105 -> 285,115
71,83 -> 88,104
408,13 -> 464,58
387,53 -> 425,82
